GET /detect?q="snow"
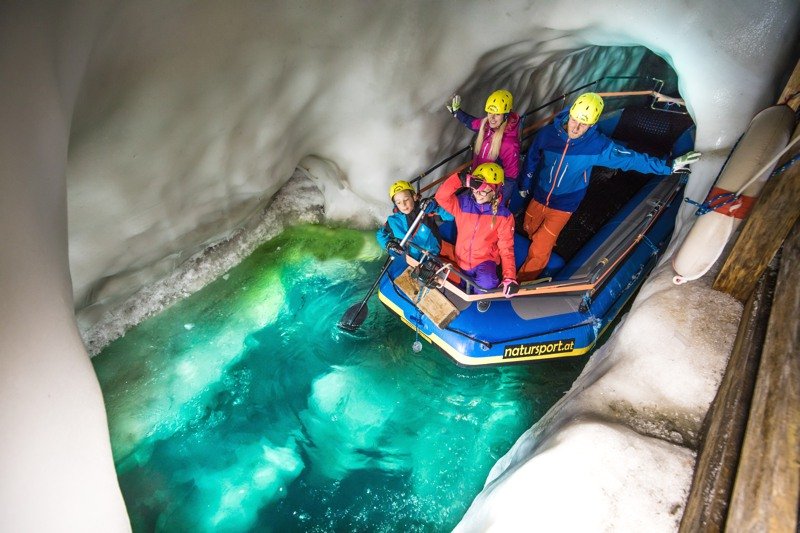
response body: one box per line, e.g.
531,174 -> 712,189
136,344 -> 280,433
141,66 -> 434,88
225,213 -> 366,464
1,0 -> 799,531
456,263 -> 743,531
460,422 -> 696,532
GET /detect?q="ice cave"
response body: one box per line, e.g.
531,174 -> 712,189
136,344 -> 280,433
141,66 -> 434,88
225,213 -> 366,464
1,1 -> 799,532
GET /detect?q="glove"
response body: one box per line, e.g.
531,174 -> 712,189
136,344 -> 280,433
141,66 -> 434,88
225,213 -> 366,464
672,150 -> 701,172
418,197 -> 434,212
519,189 -> 529,199
446,94 -> 461,116
501,278 -> 519,298
386,239 -> 404,255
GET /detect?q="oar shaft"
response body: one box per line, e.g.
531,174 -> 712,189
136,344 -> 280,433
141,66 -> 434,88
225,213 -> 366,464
348,256 -> 392,318
357,207 -> 427,309
339,206 -> 429,330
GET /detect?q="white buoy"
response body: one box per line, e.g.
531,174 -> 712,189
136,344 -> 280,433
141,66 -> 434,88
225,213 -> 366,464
672,105 -> 797,284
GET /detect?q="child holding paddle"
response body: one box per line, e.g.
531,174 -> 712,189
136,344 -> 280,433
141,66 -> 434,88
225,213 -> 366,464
376,180 -> 453,261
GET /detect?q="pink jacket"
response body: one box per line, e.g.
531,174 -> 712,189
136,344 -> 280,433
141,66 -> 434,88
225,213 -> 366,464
456,110 -> 521,180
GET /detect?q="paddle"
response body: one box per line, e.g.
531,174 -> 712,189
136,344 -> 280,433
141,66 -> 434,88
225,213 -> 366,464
338,204 -> 429,332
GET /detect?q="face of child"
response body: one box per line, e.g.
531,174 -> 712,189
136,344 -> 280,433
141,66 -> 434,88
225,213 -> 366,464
487,113 -> 505,129
565,116 -> 590,139
392,190 -> 416,214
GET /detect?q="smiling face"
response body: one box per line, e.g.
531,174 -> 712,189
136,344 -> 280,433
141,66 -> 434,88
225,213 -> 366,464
487,113 -> 505,129
471,185 -> 496,205
392,190 -> 416,214
565,116 -> 590,139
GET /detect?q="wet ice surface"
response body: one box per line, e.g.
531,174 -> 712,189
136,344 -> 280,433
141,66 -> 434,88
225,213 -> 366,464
79,173 -> 325,356
92,225 -> 587,532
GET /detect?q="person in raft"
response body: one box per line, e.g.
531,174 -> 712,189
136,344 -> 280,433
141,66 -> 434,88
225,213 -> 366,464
376,180 -> 453,261
447,89 -> 521,211
434,162 -> 519,297
517,92 -> 701,282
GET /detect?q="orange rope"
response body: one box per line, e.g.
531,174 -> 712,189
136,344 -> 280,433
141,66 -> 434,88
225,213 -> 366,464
597,90 -> 685,106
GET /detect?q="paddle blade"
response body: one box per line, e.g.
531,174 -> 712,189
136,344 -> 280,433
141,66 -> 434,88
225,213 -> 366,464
338,302 -> 368,332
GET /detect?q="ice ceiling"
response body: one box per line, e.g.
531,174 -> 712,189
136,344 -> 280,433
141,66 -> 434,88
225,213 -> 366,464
1,1 -> 798,531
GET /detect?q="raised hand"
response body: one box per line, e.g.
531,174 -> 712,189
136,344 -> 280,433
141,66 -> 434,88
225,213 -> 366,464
446,94 -> 461,116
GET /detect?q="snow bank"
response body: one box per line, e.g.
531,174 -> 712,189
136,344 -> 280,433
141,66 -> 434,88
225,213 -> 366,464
456,264 -> 743,531
80,172 -> 324,355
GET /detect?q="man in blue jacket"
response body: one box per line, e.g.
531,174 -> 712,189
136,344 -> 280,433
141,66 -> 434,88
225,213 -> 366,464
517,92 -> 700,281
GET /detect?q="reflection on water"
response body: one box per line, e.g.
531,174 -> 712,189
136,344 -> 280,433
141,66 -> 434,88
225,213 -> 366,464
93,225 -> 585,532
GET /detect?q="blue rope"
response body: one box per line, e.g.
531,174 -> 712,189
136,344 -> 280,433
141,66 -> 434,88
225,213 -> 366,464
684,151 -> 800,216
772,151 -> 800,176
684,191 -> 740,216
641,235 -> 658,254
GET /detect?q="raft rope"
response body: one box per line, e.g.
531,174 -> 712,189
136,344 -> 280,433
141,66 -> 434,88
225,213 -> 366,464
685,136 -> 800,216
411,283 -> 429,353
641,234 -> 659,255
684,191 -> 741,216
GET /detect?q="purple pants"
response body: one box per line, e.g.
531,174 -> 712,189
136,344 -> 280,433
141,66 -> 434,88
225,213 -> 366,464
463,260 -> 499,291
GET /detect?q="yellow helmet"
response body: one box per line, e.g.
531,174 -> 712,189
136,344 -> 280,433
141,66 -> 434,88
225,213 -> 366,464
569,92 -> 604,125
388,180 -> 415,200
472,162 -> 505,185
485,90 -> 513,114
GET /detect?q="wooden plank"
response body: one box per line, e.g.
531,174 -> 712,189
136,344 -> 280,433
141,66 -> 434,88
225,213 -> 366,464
712,138 -> 800,301
394,267 -> 459,328
678,257 -> 778,532
726,221 -> 800,532
778,57 -> 800,111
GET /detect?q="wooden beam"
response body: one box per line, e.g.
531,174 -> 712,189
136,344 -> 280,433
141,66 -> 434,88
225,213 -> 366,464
726,221 -> 800,532
778,57 -> 800,111
712,133 -> 800,301
678,257 -> 778,532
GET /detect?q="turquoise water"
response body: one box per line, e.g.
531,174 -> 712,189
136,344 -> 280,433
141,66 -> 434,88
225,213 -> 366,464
93,225 -> 586,532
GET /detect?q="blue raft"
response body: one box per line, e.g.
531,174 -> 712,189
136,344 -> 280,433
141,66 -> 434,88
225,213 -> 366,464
376,104 -> 695,367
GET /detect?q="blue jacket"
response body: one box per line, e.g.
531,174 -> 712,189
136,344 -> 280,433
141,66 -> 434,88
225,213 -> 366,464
376,203 -> 453,260
520,110 -> 673,213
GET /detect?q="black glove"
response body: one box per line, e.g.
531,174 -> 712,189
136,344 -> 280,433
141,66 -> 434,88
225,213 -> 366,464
418,197 -> 437,212
386,239 -> 404,255
501,278 -> 519,298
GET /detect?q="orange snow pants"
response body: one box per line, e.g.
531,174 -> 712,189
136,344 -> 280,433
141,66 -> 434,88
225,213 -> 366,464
518,200 -> 573,282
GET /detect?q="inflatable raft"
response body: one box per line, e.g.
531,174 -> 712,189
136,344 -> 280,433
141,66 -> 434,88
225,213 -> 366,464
377,99 -> 696,366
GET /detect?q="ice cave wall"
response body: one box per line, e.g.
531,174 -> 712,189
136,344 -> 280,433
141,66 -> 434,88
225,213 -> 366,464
1,1 -> 799,531
67,1 -> 800,344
